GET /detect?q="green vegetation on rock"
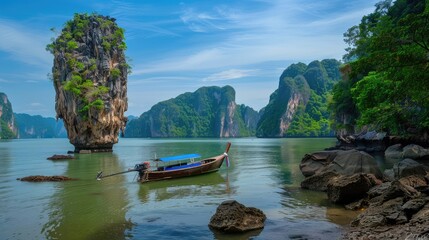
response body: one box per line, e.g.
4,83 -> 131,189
257,59 -> 341,137
331,0 -> 429,137
47,13 -> 129,118
287,91 -> 331,136
47,13 -> 129,151
0,121 -> 15,139
0,92 -> 17,139
125,86 -> 259,138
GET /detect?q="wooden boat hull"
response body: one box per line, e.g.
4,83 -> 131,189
139,153 -> 226,183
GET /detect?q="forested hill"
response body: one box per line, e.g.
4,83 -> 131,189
124,86 -> 260,138
14,113 -> 67,138
330,0 -> 429,142
0,92 -> 17,139
256,59 -> 341,137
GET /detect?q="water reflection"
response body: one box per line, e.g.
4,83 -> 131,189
211,228 -> 263,240
138,172 -> 230,203
42,153 -> 132,240
0,144 -> 12,225
1,138 -> 367,239
282,186 -> 359,226
0,143 -> 12,181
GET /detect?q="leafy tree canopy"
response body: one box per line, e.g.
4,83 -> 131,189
331,0 -> 429,136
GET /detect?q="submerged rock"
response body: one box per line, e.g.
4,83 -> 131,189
47,154 -> 74,160
17,175 -> 76,182
209,200 -> 266,233
48,13 -> 128,152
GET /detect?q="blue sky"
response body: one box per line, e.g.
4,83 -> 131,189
0,0 -> 378,117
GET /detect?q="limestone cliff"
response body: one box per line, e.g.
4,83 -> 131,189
256,59 -> 341,137
256,74 -> 311,137
0,92 -> 17,139
125,86 -> 259,137
47,13 -> 128,152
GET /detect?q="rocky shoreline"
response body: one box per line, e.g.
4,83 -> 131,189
331,130 -> 429,153
300,143 -> 429,240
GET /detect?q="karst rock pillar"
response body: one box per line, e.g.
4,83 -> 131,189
48,13 -> 128,152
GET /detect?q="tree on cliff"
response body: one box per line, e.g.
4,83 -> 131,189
46,13 -> 129,152
330,0 -> 428,137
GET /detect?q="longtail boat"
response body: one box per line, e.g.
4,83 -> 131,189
96,142 -> 231,183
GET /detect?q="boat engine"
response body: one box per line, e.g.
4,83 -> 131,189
134,161 -> 150,171
134,162 -> 150,180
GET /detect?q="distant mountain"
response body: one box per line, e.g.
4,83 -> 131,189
125,86 -> 260,137
14,113 -> 67,138
127,115 -> 138,121
256,59 -> 341,137
0,92 -> 18,139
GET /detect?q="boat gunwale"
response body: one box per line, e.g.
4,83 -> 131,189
149,155 -> 223,174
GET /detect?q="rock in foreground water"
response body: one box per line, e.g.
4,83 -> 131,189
209,200 -> 266,233
327,173 -> 377,204
47,154 -> 74,160
17,175 -> 76,182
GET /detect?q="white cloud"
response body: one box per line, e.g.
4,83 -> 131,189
0,0 -> 379,116
203,69 -> 257,82
134,34 -> 343,75
132,0 -> 377,75
30,102 -> 43,107
132,48 -> 223,75
0,19 -> 52,66
180,8 -> 228,32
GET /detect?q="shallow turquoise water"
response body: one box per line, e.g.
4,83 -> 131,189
0,138 -> 362,240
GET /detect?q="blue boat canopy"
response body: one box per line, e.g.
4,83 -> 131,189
158,153 -> 201,162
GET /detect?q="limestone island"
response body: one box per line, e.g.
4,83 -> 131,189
47,13 -> 129,153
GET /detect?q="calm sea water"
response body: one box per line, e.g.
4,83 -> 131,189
0,138 -> 363,240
